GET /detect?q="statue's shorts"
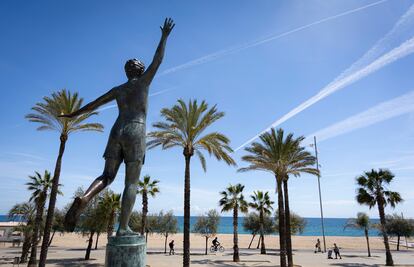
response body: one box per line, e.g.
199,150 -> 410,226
103,121 -> 146,163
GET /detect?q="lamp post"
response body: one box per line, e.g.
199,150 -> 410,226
310,136 -> 326,253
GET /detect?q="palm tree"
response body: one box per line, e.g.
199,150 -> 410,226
239,128 -> 318,267
8,203 -> 36,264
282,145 -> 318,266
219,184 -> 248,262
99,191 -> 121,238
147,99 -> 235,267
249,191 -> 274,254
344,212 -> 371,257
137,175 -> 160,236
26,89 -> 103,267
356,169 -> 403,266
26,170 -> 53,266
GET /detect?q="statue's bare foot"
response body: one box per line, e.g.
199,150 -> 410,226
64,197 -> 86,232
116,226 -> 138,237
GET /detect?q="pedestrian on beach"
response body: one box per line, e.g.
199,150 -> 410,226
314,238 -> 322,253
333,243 -> 342,259
169,240 -> 175,255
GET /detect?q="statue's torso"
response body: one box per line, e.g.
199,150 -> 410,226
110,78 -> 149,138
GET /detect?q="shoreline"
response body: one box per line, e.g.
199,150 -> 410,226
0,216 -> 383,237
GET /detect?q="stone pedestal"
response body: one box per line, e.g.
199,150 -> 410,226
105,235 -> 146,267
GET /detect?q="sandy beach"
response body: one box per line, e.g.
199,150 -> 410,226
1,233 -> 413,266
47,232 -> 388,251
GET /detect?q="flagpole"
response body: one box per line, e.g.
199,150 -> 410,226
313,136 -> 326,253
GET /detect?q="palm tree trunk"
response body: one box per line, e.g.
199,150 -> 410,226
378,198 -> 393,266
365,228 -> 371,257
39,135 -> 67,267
164,233 -> 168,254
85,231 -> 94,260
259,211 -> 266,254
47,231 -> 55,247
28,199 -> 45,266
248,234 -> 255,249
260,234 -> 266,255
20,232 -> 32,263
277,177 -> 287,267
183,154 -> 191,267
141,192 -> 148,236
205,236 -> 208,255
283,179 -> 293,266
95,233 -> 100,250
397,235 -> 400,251
233,206 -> 240,262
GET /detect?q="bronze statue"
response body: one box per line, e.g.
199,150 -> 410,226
62,18 -> 174,236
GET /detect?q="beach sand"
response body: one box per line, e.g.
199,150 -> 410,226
2,233 -> 413,266
49,232 -> 388,251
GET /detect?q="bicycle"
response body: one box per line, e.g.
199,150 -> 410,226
210,244 -> 225,253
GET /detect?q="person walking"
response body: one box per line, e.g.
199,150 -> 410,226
169,240 -> 175,255
334,243 -> 342,259
314,238 -> 322,253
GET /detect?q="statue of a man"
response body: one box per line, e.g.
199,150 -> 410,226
62,18 -> 174,236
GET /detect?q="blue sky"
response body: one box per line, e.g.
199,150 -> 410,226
1,0 -> 414,218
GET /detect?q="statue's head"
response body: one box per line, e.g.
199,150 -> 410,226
124,59 -> 145,80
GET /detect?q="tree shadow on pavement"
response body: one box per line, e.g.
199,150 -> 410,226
341,254 -> 380,258
191,259 -> 295,267
46,257 -> 103,267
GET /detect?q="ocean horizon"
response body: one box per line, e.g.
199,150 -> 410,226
0,215 -> 380,237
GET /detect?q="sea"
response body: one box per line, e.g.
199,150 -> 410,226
0,215 -> 380,237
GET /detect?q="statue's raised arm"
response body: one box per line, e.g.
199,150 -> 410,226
142,18 -> 175,84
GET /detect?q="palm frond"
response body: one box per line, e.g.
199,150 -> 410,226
26,89 -> 103,136
239,128 -> 317,184
148,99 -> 235,169
355,169 -> 401,210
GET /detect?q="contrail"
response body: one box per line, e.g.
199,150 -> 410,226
304,90 -> 414,144
235,36 -> 414,151
333,3 -> 414,82
97,87 -> 175,112
159,0 -> 388,76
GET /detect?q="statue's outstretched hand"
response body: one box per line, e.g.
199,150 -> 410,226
58,112 -> 73,118
161,18 -> 175,37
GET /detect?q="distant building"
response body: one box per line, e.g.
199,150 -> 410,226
0,222 -> 25,244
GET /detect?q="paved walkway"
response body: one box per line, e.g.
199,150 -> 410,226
1,246 -> 413,266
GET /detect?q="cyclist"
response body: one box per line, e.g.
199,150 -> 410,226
212,237 -> 220,251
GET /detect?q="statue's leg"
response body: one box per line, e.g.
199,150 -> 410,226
117,160 -> 142,236
64,158 -> 122,231
82,158 -> 122,202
